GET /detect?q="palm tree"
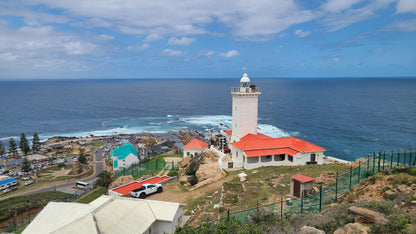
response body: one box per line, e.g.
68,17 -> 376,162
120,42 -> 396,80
96,170 -> 115,189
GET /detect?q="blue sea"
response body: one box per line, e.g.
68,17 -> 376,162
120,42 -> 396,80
0,78 -> 415,161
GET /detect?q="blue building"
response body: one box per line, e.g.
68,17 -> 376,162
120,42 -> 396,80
108,142 -> 139,171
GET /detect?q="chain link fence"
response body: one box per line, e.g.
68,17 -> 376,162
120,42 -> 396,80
227,150 -> 415,224
114,159 -> 176,177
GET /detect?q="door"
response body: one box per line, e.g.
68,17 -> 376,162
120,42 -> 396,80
311,154 -> 316,162
293,180 -> 301,197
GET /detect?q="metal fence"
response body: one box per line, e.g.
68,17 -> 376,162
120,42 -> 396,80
227,150 -> 416,224
0,184 -> 98,233
115,159 -> 176,177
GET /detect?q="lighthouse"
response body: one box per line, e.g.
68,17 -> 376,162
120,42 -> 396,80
230,71 -> 261,142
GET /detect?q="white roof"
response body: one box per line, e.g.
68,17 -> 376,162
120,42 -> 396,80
23,195 -> 185,234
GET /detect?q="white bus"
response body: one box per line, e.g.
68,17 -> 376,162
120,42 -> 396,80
75,181 -> 89,189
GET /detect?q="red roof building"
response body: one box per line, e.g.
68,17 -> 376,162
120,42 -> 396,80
182,138 -> 208,158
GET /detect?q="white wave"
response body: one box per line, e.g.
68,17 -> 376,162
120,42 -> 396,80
257,123 -> 291,138
180,115 -> 232,127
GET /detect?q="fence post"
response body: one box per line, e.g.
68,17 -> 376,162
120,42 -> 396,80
391,150 -> 393,169
358,161 -> 361,183
227,209 -> 230,222
319,184 -> 322,212
409,151 -> 413,167
383,150 -> 386,170
335,172 -> 338,203
397,150 -> 400,167
372,153 -> 376,175
367,154 -> 370,174
280,196 -> 283,219
172,161 -> 174,170
378,152 -> 381,172
413,150 -> 416,166
404,150 -> 407,165
349,166 -> 352,190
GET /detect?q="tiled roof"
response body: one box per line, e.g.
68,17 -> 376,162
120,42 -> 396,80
231,136 -> 326,153
244,148 -> 299,157
292,174 -> 315,183
223,130 -> 232,136
240,133 -> 273,141
182,138 -> 208,150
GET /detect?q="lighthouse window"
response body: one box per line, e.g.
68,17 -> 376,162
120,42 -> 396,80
235,106 -> 237,111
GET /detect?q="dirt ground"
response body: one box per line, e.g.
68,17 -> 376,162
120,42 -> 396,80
51,167 -> 71,177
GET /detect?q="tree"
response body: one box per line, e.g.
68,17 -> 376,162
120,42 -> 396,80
21,158 -> 31,172
20,133 -> 30,155
96,170 -> 115,189
32,132 -> 40,152
78,148 -> 87,164
0,141 -> 5,157
8,138 -> 18,157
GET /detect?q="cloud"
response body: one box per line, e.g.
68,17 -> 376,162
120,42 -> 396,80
161,48 -> 186,56
322,0 -> 363,12
127,43 -> 150,50
197,50 -> 216,58
98,34 -> 114,40
168,37 -> 195,46
144,33 -> 163,42
396,0 -> 416,14
294,29 -> 310,37
384,19 -> 416,32
219,50 -> 239,57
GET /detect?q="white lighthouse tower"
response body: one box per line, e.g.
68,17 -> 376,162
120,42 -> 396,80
230,71 -> 261,142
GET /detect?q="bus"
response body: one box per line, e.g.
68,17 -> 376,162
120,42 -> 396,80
75,181 -> 89,189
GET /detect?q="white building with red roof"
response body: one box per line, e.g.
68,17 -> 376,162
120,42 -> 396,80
182,138 -> 208,158
223,72 -> 326,169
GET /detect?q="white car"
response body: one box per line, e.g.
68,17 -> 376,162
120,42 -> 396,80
22,177 -> 31,181
25,180 -> 34,186
3,188 -> 11,193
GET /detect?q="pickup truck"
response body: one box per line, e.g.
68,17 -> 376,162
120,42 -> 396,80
131,183 -> 163,198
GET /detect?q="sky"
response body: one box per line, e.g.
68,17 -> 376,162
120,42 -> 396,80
0,0 -> 415,80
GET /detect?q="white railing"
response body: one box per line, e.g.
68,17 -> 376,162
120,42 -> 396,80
231,87 -> 260,94
209,145 -> 226,171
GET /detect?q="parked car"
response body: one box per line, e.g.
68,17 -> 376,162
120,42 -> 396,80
3,188 -> 11,194
22,177 -> 31,181
131,183 -> 163,199
25,180 -> 34,186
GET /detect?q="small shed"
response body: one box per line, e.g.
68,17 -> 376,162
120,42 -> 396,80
290,174 -> 315,197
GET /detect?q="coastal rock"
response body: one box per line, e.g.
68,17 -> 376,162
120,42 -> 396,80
195,162 -> 224,187
180,156 -> 192,168
334,222 -> 368,234
109,175 -> 134,189
299,226 -> 325,234
347,206 -> 388,224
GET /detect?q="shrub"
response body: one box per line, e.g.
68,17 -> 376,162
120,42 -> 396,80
370,214 -> 409,234
188,176 -> 198,185
363,201 -> 395,215
168,169 -> 179,177
185,167 -> 197,176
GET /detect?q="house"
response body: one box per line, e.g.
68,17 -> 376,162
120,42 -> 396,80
0,176 -> 18,190
224,72 -> 326,169
23,195 -> 186,234
108,142 -> 139,171
182,139 -> 208,157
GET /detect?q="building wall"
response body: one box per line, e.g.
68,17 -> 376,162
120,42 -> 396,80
113,153 -> 139,171
231,95 -> 259,142
239,151 -> 325,170
151,206 -> 183,234
183,147 -> 206,158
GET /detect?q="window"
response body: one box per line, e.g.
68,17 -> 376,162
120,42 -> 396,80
235,106 -> 237,111
187,152 -> 190,156
311,154 -> 316,162
236,151 -> 238,157
288,155 -> 293,162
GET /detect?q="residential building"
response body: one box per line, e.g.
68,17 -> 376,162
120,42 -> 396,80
108,142 -> 139,171
182,139 -> 208,157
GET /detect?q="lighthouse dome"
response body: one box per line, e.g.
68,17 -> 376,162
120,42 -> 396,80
240,73 -> 250,83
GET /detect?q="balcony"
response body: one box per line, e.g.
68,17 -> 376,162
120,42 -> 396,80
231,87 -> 260,94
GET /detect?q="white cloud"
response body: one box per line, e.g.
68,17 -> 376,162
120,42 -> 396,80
396,0 -> 416,14
127,43 -> 150,50
161,48 -> 186,56
168,37 -> 195,46
197,50 -> 216,58
294,29 -> 310,37
384,19 -> 416,32
144,33 -> 163,42
219,50 -> 239,57
322,0 -> 363,12
98,34 -> 114,40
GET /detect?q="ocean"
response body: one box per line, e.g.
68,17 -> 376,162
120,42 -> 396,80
0,78 -> 415,161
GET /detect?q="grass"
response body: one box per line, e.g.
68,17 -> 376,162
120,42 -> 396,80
92,142 -> 105,147
77,187 -> 106,204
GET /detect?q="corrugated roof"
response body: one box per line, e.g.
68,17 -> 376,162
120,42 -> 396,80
0,178 -> 17,186
292,174 -> 315,183
109,142 -> 137,160
182,138 -> 208,150
231,136 -> 326,153
23,195 -> 185,234
244,148 -> 299,157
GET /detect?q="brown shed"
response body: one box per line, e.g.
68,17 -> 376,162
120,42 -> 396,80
290,174 -> 315,197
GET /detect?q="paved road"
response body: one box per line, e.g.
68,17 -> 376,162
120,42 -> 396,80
13,147 -> 105,197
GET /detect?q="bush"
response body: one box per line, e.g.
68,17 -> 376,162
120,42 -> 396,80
185,167 -> 197,176
188,176 -> 198,185
363,201 -> 395,215
370,214 -> 409,234
168,169 -> 179,177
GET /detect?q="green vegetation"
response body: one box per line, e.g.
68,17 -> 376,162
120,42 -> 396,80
0,141 -> 5,157
96,170 -> 115,189
32,132 -> 40,152
77,187 -> 107,204
8,138 -> 18,157
78,148 -> 87,164
21,158 -> 31,173
0,191 -> 68,222
92,142 -> 105,147
19,133 -> 30,155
